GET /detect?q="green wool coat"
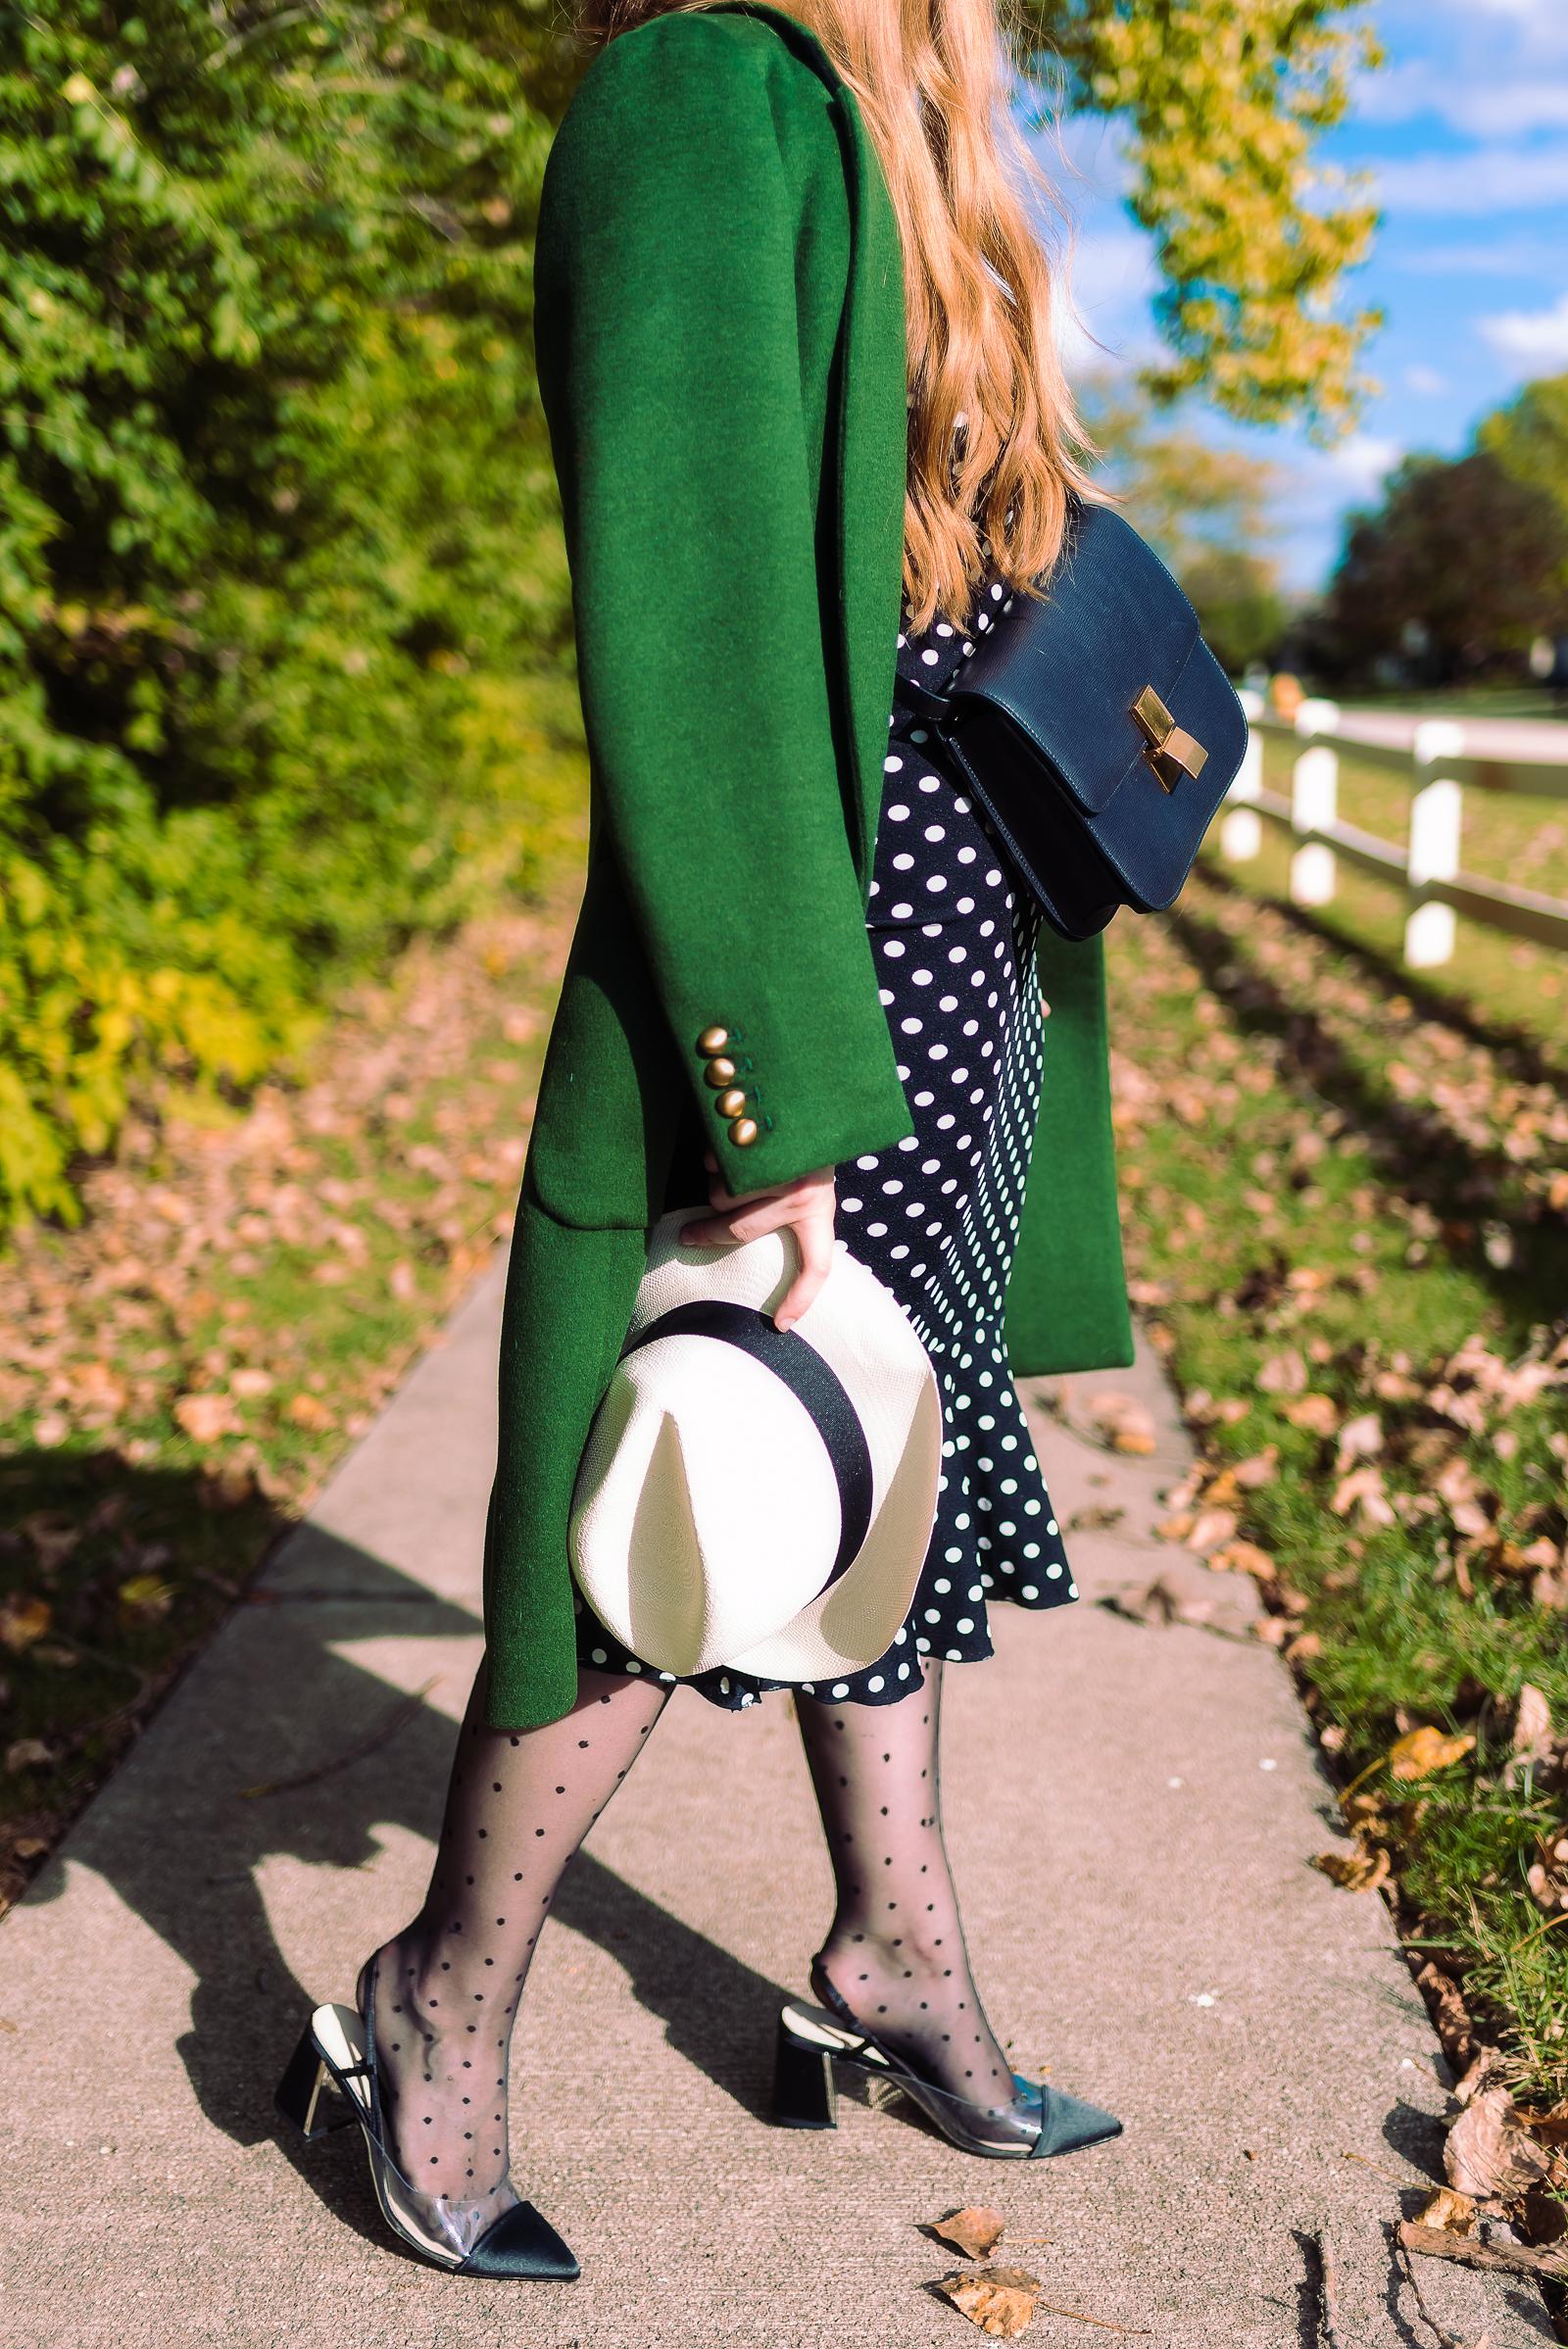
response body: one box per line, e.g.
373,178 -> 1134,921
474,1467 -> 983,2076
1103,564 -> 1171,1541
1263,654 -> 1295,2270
482,0 -> 1133,1731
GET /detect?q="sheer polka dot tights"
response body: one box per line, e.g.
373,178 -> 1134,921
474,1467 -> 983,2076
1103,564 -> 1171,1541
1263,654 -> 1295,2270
363,1655 -> 1012,2245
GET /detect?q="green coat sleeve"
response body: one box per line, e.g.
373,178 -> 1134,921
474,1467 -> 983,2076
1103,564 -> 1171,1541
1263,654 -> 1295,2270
532,12 -> 915,1199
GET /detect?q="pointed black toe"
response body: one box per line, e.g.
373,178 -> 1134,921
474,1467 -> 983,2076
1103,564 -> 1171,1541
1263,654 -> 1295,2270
1029,2082 -> 1123,2158
456,2199 -> 580,2280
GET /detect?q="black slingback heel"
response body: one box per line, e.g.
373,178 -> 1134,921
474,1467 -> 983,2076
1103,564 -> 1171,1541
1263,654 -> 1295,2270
771,1962 -> 1122,2160
274,1955 -> 578,2280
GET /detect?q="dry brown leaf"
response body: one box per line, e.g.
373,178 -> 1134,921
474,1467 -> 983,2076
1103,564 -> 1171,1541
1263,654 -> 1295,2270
4,1738 -> 54,1773
1413,2185 -> 1477,2234
1187,1508 -> 1240,1554
930,2207 -> 1006,2260
1505,1684 -> 1555,1786
285,1393 -> 332,1431
1528,1823 -> 1568,1914
172,1390 -> 241,1444
934,2267 -> 1042,2339
1312,1844 -> 1392,1891
1085,1392 -> 1157,1455
1389,1726 -> 1475,1782
0,1595 -> 52,1654
1332,1465 -> 1397,1529
1284,1393 -> 1341,1436
1232,1447 -> 1280,1489
1414,1961 -> 1475,2073
1257,1349 -> 1307,1395
1445,2084 -> 1553,2201
1154,1513 -> 1195,1542
1208,1540 -> 1277,1581
1335,1411 -> 1385,1467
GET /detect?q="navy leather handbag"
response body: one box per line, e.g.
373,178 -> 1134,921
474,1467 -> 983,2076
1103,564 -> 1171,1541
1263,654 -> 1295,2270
891,499 -> 1250,943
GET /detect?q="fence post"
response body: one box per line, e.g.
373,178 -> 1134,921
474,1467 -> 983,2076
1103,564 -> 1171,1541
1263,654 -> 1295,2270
1404,720 -> 1465,969
1220,690 -> 1263,861
1289,699 -> 1341,907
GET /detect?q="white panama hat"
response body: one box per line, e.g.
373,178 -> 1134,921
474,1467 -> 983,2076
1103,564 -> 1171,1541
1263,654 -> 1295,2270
568,1206 -> 943,1682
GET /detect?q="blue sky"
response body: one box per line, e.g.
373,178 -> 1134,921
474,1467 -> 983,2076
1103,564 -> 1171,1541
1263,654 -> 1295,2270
1045,0 -> 1568,593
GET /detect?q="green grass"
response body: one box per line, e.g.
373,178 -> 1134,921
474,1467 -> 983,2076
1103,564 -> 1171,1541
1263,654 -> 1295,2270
1258,734 -> 1568,899
1214,807 -> 1568,1072
1105,867 -> 1568,2105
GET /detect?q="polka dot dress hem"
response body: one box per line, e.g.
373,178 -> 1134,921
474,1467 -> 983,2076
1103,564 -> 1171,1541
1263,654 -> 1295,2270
573,562 -> 1077,1707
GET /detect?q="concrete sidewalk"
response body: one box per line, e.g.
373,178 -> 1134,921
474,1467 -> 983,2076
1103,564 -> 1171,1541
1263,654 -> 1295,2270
0,1256 -> 1552,2348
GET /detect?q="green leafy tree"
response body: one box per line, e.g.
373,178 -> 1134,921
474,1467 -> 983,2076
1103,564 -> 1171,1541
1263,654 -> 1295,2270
0,0 -> 1384,1225
1026,0 -> 1382,434
0,1 -> 569,1218
1082,376 -> 1288,671
1312,450 -> 1568,685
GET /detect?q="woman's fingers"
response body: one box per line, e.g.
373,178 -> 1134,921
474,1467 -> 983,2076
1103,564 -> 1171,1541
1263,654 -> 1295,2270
772,1206 -> 834,1333
676,1167 -> 838,1326
679,1195 -> 791,1246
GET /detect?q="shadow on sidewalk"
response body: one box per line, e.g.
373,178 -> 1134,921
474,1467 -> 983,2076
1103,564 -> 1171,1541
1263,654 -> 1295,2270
11,1492 -> 785,2237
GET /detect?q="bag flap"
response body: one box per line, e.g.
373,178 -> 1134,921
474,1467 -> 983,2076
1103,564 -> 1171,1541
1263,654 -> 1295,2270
948,504 -> 1222,818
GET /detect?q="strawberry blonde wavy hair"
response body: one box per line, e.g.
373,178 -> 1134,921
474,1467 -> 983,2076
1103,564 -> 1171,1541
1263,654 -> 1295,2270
568,0 -> 1093,635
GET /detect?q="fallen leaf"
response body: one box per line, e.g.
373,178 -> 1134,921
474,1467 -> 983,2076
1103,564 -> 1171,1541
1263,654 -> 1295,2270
930,2207 -> 1006,2260
1085,1392 -> 1156,1455
1445,2084 -> 1552,2201
285,1393 -> 332,1431
1312,1845 -> 1392,1891
934,2266 -> 1042,2338
1528,1823 -> 1568,1914
172,1391 -> 240,1444
1257,1349 -> 1307,1395
1283,1393 -> 1340,1436
1505,1685 -> 1556,1786
1413,2185 -> 1476,2235
1188,1507 -> 1240,1554
0,1595 -> 52,1653
4,1738 -> 54,1773
1335,1412 -> 1384,1467
1389,1727 -> 1475,1782
1414,1961 -> 1475,2073
118,1573 -> 173,1620
1208,1540 -> 1277,1581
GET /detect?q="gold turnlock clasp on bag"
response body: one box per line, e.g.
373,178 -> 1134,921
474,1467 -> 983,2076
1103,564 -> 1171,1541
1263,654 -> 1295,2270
1132,685 -> 1208,793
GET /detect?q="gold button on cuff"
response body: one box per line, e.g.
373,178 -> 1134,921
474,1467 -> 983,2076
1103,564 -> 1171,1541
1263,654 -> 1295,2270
703,1056 -> 737,1088
728,1116 -> 760,1148
695,1025 -> 730,1056
714,1087 -> 748,1119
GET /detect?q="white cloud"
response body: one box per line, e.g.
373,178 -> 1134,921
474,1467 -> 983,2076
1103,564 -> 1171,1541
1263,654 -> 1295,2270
1397,232 -> 1563,276
1356,59 -> 1568,135
1480,288 -> 1568,364
1375,143 -> 1568,215
1318,433 -> 1404,496
1404,363 -> 1448,395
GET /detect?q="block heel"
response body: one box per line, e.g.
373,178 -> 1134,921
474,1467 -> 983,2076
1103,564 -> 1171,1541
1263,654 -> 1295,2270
772,2010 -> 839,2129
274,2019 -> 351,2142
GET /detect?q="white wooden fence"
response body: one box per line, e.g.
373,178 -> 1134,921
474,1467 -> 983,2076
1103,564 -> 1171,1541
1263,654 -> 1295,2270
1221,693 -> 1568,968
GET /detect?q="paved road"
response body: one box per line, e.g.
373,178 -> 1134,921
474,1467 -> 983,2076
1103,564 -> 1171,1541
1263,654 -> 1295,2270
0,1258 -> 1550,2347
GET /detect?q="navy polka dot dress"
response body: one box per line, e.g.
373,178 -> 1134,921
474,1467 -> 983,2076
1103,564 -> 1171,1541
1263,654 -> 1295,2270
572,562 -> 1078,1707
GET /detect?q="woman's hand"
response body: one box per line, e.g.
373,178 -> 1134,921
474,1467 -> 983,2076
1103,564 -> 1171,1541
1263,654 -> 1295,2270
680,1152 -> 838,1332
